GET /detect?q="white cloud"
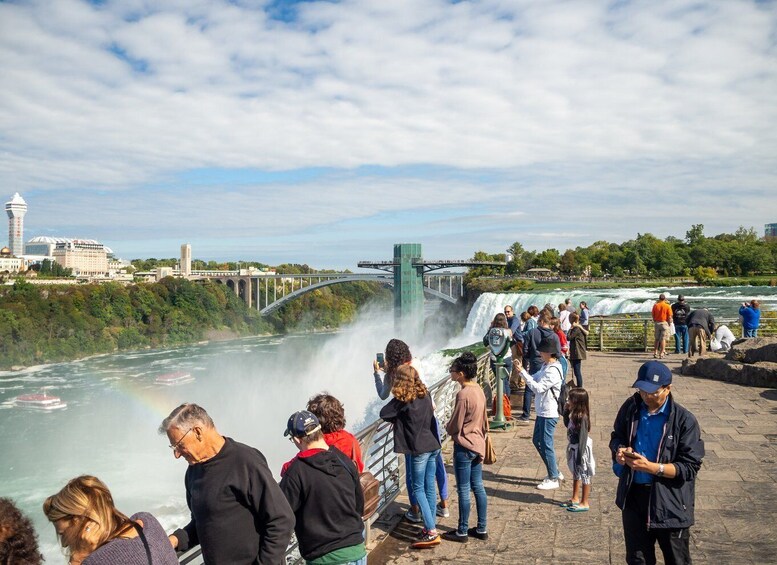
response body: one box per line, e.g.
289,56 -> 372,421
1,0 -> 775,262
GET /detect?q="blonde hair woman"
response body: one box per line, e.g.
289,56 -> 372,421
43,475 -> 178,565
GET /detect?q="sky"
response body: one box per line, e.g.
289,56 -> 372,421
1,0 -> 776,269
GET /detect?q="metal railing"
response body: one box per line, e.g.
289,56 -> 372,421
588,315 -> 776,352
178,351 -> 493,564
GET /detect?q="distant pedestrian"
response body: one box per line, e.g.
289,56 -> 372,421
518,337 -> 564,490
380,364 -> 442,549
565,298 -> 576,314
687,308 -> 715,358
671,295 -> 691,354
561,388 -> 595,512
0,498 -> 43,565
610,361 -> 704,565
710,324 -> 736,353
550,316 -> 569,357
306,393 -> 364,472
567,313 -> 588,387
558,303 -> 571,334
651,294 -> 672,359
579,301 -> 590,331
739,300 -> 761,337
442,352 -> 488,543
280,410 -> 366,565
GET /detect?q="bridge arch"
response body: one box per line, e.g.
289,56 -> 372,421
259,276 -> 456,315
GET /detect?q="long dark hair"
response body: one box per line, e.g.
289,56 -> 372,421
567,387 -> 591,430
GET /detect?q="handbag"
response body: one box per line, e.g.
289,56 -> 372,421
482,405 -> 496,465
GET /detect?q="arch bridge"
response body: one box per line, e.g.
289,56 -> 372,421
196,271 -> 466,315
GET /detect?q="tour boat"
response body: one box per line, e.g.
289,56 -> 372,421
155,371 -> 195,386
14,389 -> 67,411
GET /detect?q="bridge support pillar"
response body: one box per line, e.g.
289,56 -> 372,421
394,243 -> 424,339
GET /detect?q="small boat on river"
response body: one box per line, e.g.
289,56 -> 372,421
155,371 -> 195,386
14,389 -> 67,411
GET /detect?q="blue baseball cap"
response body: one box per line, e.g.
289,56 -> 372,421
284,410 -> 321,438
632,361 -> 672,393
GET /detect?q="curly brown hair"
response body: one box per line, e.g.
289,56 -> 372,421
306,393 -> 346,434
0,498 -> 43,565
384,338 -> 412,378
391,364 -> 427,402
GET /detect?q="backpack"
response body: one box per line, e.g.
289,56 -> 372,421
549,365 -> 568,415
491,393 -> 512,421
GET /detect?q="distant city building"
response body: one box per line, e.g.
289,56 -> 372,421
5,192 -> 27,256
181,243 -> 192,277
52,239 -> 109,276
766,223 -> 777,241
0,245 -> 23,273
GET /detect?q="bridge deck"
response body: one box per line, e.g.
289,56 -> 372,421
366,351 -> 777,564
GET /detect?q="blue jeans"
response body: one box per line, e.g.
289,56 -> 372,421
405,452 -> 448,507
532,417 -> 559,479
571,359 -> 583,388
674,324 -> 689,353
411,449 -> 441,531
453,444 -> 487,535
744,328 -> 758,338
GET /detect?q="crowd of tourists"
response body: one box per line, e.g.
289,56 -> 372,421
652,293 -> 762,358
6,293 -> 761,564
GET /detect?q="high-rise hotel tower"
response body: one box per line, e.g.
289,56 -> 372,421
5,192 -> 27,256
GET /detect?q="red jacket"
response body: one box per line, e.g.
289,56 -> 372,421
324,430 -> 364,473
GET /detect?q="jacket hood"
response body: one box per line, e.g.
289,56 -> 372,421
325,429 -> 353,444
298,447 -> 345,477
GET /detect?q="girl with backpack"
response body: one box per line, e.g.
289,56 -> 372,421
561,387 -> 596,512
518,337 -> 564,490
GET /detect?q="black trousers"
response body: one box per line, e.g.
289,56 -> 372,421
622,485 -> 692,565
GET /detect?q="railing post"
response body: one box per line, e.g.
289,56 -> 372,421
598,319 -> 604,351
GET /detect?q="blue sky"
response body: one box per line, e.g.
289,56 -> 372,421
1,0 -> 776,268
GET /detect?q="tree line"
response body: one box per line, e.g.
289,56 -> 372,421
469,225 -> 777,281
0,277 -> 389,369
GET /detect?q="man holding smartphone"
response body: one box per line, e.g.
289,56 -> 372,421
610,361 -> 704,565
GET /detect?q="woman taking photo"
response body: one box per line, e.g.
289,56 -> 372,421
371,338 -> 449,521
380,365 -> 442,549
43,475 -> 178,565
442,352 -> 488,543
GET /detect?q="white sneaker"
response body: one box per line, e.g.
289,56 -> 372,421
546,472 -> 564,482
536,478 -> 560,490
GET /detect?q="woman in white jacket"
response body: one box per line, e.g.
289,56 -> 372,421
519,337 -> 564,490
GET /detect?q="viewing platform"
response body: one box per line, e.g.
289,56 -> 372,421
366,350 -> 777,564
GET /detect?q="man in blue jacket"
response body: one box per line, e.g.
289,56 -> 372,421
610,361 -> 704,565
739,300 -> 761,337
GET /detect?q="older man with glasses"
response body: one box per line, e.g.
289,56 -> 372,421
160,403 -> 295,565
610,362 -> 704,565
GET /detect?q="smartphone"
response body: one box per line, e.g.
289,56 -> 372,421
376,353 -> 385,369
623,450 -> 640,459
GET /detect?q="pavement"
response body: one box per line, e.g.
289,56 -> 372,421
366,350 -> 777,564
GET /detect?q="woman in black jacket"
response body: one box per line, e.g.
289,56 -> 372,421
380,364 -> 442,549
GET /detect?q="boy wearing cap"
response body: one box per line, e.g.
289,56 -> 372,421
671,295 -> 691,354
280,410 -> 366,565
609,362 -> 704,565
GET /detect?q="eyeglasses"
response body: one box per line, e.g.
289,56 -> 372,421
639,387 -> 666,397
169,428 -> 193,451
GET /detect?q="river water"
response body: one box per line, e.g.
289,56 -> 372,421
2,286 -> 775,562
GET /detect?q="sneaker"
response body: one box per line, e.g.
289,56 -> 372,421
517,415 -> 530,422
441,530 -> 468,543
436,502 -> 450,518
536,478 -> 560,490
545,472 -> 564,482
411,532 -> 441,549
404,509 -> 422,523
467,527 -> 489,541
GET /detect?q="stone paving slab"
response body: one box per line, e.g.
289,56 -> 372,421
366,351 -> 777,564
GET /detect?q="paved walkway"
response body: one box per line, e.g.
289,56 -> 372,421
366,351 -> 777,564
